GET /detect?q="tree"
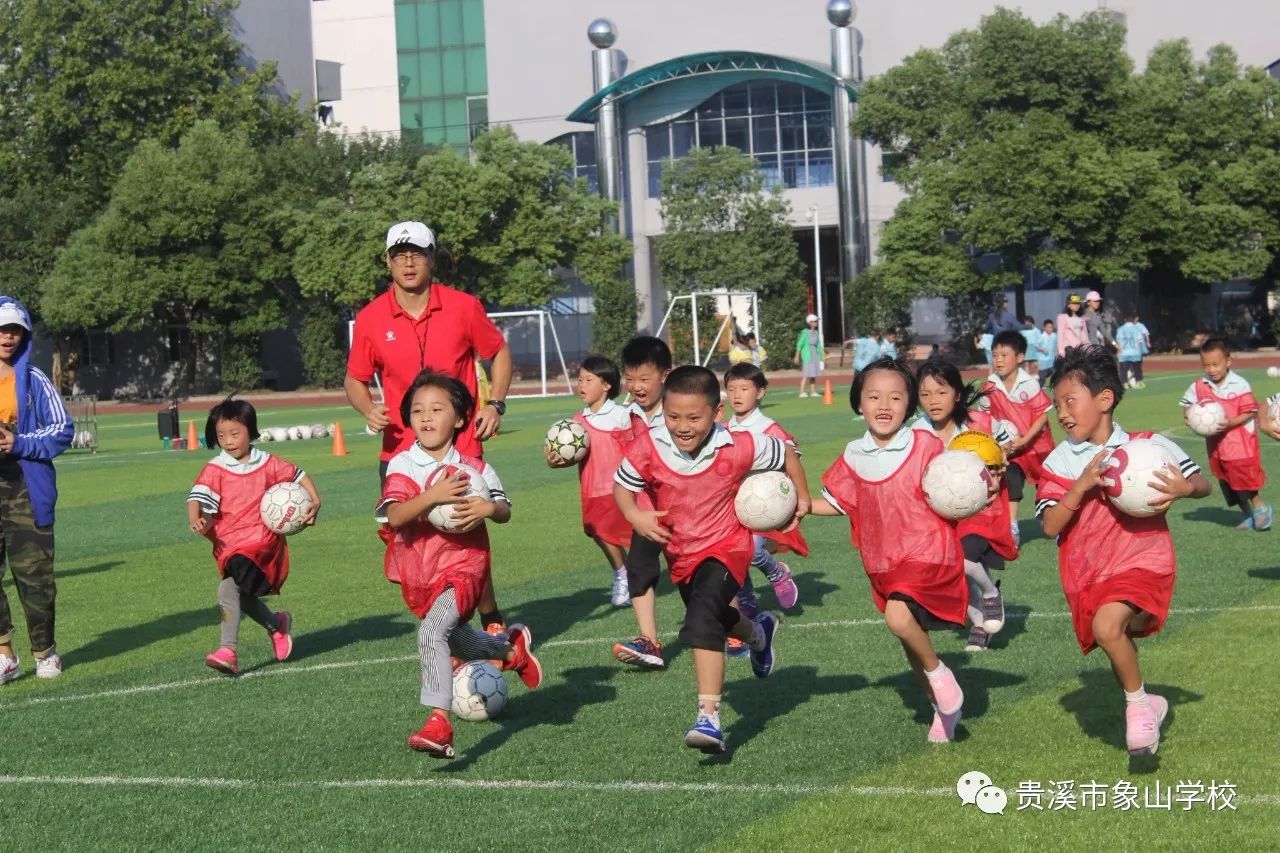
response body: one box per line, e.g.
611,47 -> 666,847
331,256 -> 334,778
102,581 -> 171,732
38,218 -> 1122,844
655,147 -> 806,366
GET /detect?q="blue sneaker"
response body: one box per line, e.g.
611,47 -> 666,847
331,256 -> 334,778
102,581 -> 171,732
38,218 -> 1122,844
1253,504 -> 1273,532
613,636 -> 665,669
684,715 -> 725,753
1236,514 -> 1255,530
750,612 -> 779,679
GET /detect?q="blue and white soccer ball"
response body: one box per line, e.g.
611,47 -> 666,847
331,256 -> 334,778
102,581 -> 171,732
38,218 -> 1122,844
452,660 -> 508,721
545,418 -> 589,463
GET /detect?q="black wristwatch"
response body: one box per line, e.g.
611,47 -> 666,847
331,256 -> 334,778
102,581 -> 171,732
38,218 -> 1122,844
488,399 -> 506,416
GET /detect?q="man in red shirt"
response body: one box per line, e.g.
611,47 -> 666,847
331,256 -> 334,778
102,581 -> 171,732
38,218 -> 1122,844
346,221 -> 513,481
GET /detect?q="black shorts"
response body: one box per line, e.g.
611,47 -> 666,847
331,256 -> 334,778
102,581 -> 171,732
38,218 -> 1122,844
224,554 -> 272,598
625,531 -> 664,596
962,534 -> 1006,571
887,592 -> 965,632
1004,460 -> 1026,503
676,559 -> 743,650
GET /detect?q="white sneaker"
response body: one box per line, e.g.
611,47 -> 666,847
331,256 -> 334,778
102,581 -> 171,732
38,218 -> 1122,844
0,653 -> 19,684
35,652 -> 61,679
610,572 -> 631,607
798,392 -> 809,398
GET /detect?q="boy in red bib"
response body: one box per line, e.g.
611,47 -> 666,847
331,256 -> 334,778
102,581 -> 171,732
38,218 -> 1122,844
545,354 -> 636,607
378,372 -> 542,759
982,330 -> 1055,545
614,366 -> 810,753
810,357 -> 971,743
188,397 -> 320,675
913,359 -> 1017,653
1179,337 -> 1270,530
1037,346 -> 1209,757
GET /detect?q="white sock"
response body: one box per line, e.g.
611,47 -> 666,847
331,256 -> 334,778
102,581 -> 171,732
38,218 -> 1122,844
697,696 -> 721,727
924,662 -> 949,682
1124,685 -> 1148,705
964,560 -> 998,598
613,567 -> 625,578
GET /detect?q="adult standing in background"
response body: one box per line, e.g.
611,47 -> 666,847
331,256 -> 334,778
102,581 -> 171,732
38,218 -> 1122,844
985,295 -> 1022,335
1083,290 -> 1116,350
346,221 -> 513,481
793,313 -> 824,398
1054,294 -> 1089,369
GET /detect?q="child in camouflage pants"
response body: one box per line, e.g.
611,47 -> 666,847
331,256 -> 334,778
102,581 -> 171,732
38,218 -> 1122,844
0,297 -> 74,683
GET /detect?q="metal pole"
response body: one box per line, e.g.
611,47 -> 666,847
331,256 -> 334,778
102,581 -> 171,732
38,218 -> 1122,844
545,313 -> 575,394
691,294 -> 701,366
539,312 -> 548,397
753,293 -> 760,345
828,1 -> 867,286
811,206 -> 823,344
589,20 -> 623,233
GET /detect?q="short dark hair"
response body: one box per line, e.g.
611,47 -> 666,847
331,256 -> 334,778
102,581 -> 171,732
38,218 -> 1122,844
992,330 -> 1027,355
621,336 -> 673,372
724,361 -> 768,389
1201,337 -> 1230,358
663,364 -> 720,409
915,358 -> 985,428
1052,345 -> 1124,410
850,357 -> 916,416
400,370 -> 475,431
205,395 -> 259,450
580,355 -> 621,399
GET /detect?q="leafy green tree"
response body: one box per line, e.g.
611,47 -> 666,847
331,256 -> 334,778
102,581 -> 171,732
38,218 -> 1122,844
655,147 -> 806,366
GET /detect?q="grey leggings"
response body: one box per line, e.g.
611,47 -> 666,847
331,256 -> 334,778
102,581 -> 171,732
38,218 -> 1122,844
418,587 -> 512,709
218,576 -> 277,651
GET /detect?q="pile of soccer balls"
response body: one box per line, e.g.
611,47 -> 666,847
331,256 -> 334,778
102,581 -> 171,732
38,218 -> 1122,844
257,424 -> 336,442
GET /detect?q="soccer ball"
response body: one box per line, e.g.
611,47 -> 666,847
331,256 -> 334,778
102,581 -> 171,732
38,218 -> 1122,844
922,450 -> 993,520
1269,396 -> 1280,425
1268,366 -> 1280,379
259,481 -> 313,536
426,464 -> 492,532
1103,438 -> 1178,517
284,425 -> 303,441
71,430 -> 94,448
451,660 -> 508,722
270,427 -> 289,442
258,429 -> 273,443
995,418 -> 1020,445
327,422 -> 337,437
734,471 -> 798,532
1184,401 -> 1226,437
948,430 -> 1004,468
309,424 -> 327,439
545,418 -> 589,463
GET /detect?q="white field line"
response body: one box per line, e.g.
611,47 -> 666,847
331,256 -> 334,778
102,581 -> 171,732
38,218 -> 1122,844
0,773 -> 1274,806
2,603 -> 1278,712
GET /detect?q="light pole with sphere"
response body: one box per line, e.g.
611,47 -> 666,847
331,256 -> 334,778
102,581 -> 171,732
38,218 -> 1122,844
588,18 -> 624,233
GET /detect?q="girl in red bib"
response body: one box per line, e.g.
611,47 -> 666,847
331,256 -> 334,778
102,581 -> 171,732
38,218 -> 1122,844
188,397 -> 320,676
913,359 -> 1018,654
1037,346 -> 1209,757
545,355 -> 638,608
809,357 -> 970,743
378,372 -> 542,759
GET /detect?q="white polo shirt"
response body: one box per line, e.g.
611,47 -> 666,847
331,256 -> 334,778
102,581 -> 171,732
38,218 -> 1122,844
820,426 -> 917,514
615,422 -> 785,491
582,398 -> 632,430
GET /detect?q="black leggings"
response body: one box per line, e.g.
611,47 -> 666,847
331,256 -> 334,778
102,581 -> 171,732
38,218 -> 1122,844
1219,480 -> 1257,512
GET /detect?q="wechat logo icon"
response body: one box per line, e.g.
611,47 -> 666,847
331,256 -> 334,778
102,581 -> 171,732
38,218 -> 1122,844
957,770 -> 1007,815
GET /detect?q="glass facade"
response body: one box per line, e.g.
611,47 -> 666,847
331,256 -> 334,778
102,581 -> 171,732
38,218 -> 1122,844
645,81 -> 833,196
394,0 -> 488,150
547,132 -> 599,193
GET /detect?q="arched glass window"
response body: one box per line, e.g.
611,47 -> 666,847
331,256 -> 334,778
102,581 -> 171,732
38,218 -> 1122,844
547,131 -> 599,193
645,81 -> 833,196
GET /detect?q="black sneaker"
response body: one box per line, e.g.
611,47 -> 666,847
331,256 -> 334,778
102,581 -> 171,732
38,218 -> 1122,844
981,582 -> 1005,634
964,625 -> 990,652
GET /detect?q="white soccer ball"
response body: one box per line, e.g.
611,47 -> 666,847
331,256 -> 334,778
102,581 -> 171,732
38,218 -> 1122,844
545,418 -> 589,463
451,660 -> 508,722
309,423 -> 327,439
1269,397 -> 1280,426
1103,439 -> 1179,518
283,425 -> 302,441
734,471 -> 798,531
258,429 -> 273,443
1184,401 -> 1227,437
72,429 -> 94,448
995,418 -> 1020,445
270,427 -> 290,442
259,481 -> 313,536
426,464 -> 492,532
327,423 -> 337,437
1267,366 -> 1280,379
922,450 -> 993,520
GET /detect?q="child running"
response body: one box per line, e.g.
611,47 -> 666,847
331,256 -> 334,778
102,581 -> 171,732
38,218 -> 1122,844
1035,320 -> 1057,385
187,397 -> 319,675
545,355 -> 635,607
613,336 -> 674,669
1116,312 -> 1146,389
913,359 -> 1016,652
377,371 -> 542,758
1179,337 -> 1270,530
1037,346 -> 1209,756
982,329 -> 1056,545
614,365 -> 810,753
810,357 -> 971,743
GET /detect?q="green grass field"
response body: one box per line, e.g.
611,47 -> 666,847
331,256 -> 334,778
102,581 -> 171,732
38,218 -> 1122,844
1,370 -> 1278,851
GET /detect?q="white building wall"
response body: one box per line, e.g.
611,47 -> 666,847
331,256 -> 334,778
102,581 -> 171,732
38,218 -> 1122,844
311,0 -> 401,137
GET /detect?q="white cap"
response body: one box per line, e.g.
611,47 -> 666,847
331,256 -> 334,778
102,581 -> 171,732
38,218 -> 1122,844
805,313 -> 818,323
0,304 -> 29,331
385,221 -> 436,251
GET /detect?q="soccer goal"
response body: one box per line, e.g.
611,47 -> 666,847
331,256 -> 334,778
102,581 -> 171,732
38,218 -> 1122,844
654,290 -> 761,366
486,310 -> 575,398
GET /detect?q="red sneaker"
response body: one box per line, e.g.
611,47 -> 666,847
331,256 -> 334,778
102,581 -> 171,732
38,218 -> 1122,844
270,611 -> 293,662
204,647 -> 239,675
407,711 -> 454,758
504,624 -> 543,689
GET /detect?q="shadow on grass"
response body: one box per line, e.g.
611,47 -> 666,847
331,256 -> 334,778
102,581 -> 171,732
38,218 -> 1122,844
70,608 -> 210,667
287,612 -> 415,663
57,560 -> 125,580
1010,518 -> 1052,545
1058,668 -> 1203,774
1247,566 -> 1280,580
869,657 -> 1026,740
709,665 -> 869,763
944,603 -> 1031,652
441,665 -> 618,771
768,570 -> 841,616
1184,506 -> 1250,527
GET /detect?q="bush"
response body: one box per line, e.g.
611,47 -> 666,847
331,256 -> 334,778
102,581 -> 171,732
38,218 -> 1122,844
299,305 -> 347,388
588,275 -> 637,363
844,265 -> 916,354
219,337 -> 263,391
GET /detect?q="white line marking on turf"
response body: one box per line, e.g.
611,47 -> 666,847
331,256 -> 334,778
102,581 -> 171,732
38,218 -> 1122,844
0,774 -> 1274,805
3,604 -> 1277,711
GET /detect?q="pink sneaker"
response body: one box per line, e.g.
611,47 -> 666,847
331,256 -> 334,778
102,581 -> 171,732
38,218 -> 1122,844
927,665 -> 964,716
270,611 -> 293,661
1126,694 -> 1169,756
204,647 -> 239,675
770,563 -> 799,610
927,707 -> 962,743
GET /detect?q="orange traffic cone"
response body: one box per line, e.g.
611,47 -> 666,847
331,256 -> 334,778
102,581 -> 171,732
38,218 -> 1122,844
823,379 -> 833,405
187,419 -> 199,451
331,421 -> 348,456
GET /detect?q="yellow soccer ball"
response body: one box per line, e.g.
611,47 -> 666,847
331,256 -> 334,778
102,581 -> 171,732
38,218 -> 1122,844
948,430 -> 1005,469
